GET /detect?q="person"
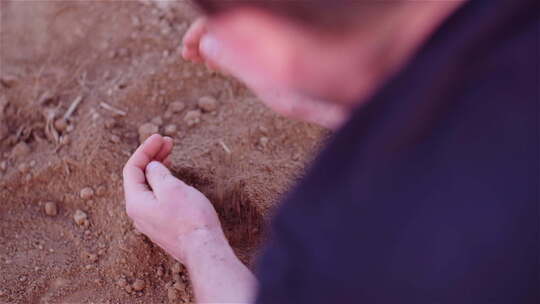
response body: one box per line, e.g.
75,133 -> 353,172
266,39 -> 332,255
123,0 -> 539,303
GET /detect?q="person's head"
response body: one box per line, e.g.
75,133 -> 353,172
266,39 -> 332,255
190,0 -> 463,127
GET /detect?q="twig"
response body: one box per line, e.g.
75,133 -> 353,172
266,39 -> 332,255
100,102 -> 127,117
219,140 -> 231,154
63,95 -> 84,120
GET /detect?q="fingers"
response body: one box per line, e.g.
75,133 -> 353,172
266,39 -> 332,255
182,18 -> 208,62
123,134 -> 165,196
145,161 -> 187,202
155,136 -> 173,162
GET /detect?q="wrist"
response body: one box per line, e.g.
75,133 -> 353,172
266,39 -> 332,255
176,227 -> 232,267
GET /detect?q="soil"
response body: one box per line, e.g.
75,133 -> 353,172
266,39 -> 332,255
0,0 -> 326,303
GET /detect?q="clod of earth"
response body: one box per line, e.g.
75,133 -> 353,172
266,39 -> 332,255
73,210 -> 88,226
197,96 -> 218,113
110,135 -> 121,143
138,123 -> 159,143
44,202 -> 58,216
11,142 -> 31,158
259,136 -> 269,147
80,187 -> 95,200
132,279 -> 145,291
151,116 -> 163,126
54,118 -> 68,133
163,124 -> 177,136
184,110 -> 201,127
167,101 -> 185,113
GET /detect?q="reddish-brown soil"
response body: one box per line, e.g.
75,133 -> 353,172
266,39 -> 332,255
0,1 -> 325,303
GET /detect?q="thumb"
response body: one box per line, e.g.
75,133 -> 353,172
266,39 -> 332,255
145,161 -> 186,201
200,34 -> 232,72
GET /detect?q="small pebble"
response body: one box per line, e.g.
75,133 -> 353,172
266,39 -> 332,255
132,279 -> 145,291
197,96 -> 218,112
163,124 -> 177,136
80,187 -> 94,200
11,142 -> 31,157
151,116 -> 163,126
110,134 -> 121,143
44,202 -> 58,216
167,101 -> 185,113
259,137 -> 269,147
138,123 -> 159,143
54,118 -> 68,132
73,209 -> 88,226
184,110 -> 201,127
117,278 -> 127,287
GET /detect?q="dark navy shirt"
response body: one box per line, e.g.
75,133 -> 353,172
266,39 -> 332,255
256,0 -> 539,303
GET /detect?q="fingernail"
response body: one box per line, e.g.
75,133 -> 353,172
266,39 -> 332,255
147,161 -> 161,170
200,34 -> 220,61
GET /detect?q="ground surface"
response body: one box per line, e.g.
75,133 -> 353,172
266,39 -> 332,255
0,1 -> 325,303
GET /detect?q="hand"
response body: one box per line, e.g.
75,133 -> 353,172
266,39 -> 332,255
122,134 -> 224,263
182,18 -> 222,71
181,18 -> 348,130
123,135 -> 257,303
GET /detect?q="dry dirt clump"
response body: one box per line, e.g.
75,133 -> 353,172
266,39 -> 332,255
44,202 -> 58,216
197,95 -> 218,112
0,0 -> 326,303
139,122 -> 160,143
184,109 -> 202,127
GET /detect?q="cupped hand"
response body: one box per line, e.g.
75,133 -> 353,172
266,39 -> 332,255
122,134 -> 223,262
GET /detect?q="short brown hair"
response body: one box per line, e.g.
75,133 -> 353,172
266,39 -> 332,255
192,0 -> 383,30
